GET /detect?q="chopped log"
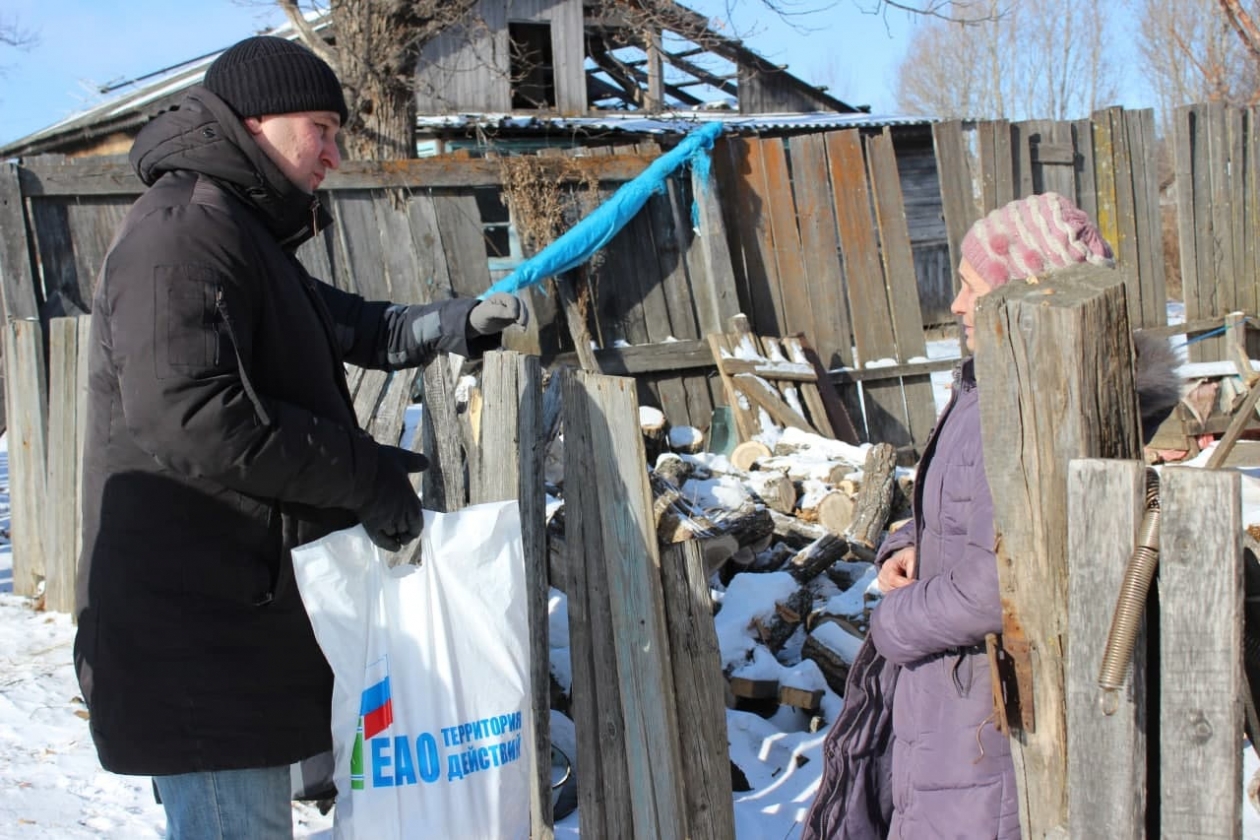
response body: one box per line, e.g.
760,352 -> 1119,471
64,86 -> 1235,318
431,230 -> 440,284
709,501 -> 775,549
641,405 -> 668,463
801,634 -> 851,696
845,442 -> 896,549
729,546 -> 757,569
752,588 -> 812,653
801,621 -> 864,695
729,677 -> 779,699
731,440 -> 771,471
783,534 -> 851,584
667,424 -> 705,454
756,455 -> 852,484
805,611 -> 866,637
745,470 -> 797,514
700,533 -> 740,578
778,685 -> 824,712
655,453 -> 695,488
769,509 -> 829,548
815,491 -> 856,535
749,542 -> 794,573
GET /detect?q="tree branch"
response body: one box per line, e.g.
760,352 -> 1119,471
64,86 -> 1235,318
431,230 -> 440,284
1217,0 -> 1260,70
277,0 -> 340,69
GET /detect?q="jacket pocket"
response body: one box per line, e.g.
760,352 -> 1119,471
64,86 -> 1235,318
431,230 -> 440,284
153,266 -> 217,378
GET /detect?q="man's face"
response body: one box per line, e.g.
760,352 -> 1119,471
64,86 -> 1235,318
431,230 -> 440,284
244,111 -> 342,193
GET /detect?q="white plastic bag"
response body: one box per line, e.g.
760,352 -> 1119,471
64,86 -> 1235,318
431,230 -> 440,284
292,500 -> 531,840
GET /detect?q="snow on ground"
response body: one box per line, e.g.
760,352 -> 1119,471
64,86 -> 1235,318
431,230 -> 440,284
3,303 -> 1260,838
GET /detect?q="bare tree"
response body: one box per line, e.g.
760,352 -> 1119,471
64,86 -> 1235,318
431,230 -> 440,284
1136,0 -> 1259,134
894,0 -> 1117,120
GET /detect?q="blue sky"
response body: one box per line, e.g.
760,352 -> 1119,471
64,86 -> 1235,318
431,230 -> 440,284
0,0 -> 1151,147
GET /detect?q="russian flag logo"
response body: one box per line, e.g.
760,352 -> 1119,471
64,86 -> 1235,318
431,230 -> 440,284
360,675 -> 394,739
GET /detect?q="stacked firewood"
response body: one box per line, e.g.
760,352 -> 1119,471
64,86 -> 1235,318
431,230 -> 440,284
544,403 -> 912,723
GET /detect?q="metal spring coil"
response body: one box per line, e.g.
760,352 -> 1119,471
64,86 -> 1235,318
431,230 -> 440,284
1097,468 -> 1161,712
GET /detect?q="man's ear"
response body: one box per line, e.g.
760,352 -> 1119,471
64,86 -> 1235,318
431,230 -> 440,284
243,116 -> 264,135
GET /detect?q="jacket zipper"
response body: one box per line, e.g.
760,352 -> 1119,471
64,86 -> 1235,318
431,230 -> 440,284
214,285 -> 273,427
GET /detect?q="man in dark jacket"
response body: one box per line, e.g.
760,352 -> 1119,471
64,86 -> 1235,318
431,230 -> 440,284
72,35 -> 525,839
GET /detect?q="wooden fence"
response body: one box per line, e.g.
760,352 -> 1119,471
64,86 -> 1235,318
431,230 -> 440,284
1174,103 -> 1260,363
1067,460 -> 1243,838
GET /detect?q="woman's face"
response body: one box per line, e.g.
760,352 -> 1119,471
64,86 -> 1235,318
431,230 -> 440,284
951,259 -> 994,352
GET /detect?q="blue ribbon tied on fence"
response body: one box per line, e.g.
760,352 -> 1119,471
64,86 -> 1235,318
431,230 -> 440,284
480,121 -> 725,299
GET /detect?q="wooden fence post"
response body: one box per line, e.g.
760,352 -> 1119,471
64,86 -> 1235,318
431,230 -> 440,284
659,539 -> 736,840
562,370 -> 688,840
474,352 -> 553,840
1066,459 -> 1148,839
1159,467 -> 1243,839
975,264 -> 1142,837
5,319 -> 48,598
44,316 -> 84,614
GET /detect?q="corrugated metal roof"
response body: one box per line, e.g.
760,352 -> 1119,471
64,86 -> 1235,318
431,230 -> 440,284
416,111 -> 937,135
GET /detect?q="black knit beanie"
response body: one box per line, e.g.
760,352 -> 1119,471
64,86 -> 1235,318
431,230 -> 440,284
204,35 -> 348,123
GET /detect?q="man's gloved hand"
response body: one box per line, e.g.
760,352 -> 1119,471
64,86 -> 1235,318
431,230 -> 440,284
356,446 -> 429,552
468,292 -> 529,336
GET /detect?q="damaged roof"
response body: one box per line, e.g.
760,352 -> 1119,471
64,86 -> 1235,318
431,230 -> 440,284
0,2 -> 925,160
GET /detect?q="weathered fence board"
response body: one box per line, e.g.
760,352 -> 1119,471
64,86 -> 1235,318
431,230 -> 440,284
659,540 -> 736,840
562,370 -> 634,840
827,130 -> 904,445
1066,459 -> 1148,840
0,163 -> 41,321
1131,108 -> 1167,327
932,120 -> 979,296
1159,467 -> 1243,840
564,371 -> 686,839
5,319 -> 48,598
473,352 -> 552,840
867,130 -> 937,449
759,137 -> 814,345
739,137 -> 789,336
788,134 -> 852,371
44,317 -> 83,614
1072,118 -> 1099,221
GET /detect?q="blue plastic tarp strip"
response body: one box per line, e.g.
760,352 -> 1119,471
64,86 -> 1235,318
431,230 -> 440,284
481,121 -> 724,298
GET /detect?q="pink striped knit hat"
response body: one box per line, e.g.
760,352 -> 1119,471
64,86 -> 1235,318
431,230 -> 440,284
961,192 -> 1114,287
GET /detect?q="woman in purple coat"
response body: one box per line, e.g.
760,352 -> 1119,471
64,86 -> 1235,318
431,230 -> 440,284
802,193 -> 1179,839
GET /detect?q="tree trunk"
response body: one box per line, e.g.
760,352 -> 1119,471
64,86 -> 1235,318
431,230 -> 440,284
334,1 -> 418,160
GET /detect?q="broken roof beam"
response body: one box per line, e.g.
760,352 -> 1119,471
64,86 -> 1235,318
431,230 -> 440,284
662,51 -> 739,98
635,2 -> 857,112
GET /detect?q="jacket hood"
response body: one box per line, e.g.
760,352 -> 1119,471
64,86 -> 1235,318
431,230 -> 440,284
1132,329 -> 1183,442
129,86 -> 331,246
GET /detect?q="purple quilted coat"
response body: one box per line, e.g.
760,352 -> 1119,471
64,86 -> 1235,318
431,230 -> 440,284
803,359 -> 1018,840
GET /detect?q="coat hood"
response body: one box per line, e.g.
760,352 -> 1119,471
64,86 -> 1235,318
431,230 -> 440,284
1132,329 -> 1183,441
129,86 -> 332,247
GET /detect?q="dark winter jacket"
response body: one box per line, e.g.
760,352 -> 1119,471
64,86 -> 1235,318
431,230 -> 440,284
73,87 -> 490,776
804,335 -> 1182,839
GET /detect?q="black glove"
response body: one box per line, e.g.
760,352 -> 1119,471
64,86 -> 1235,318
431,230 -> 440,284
468,293 -> 529,336
356,446 -> 429,552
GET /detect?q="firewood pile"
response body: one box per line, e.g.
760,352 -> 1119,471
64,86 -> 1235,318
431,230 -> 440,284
542,398 -> 913,724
